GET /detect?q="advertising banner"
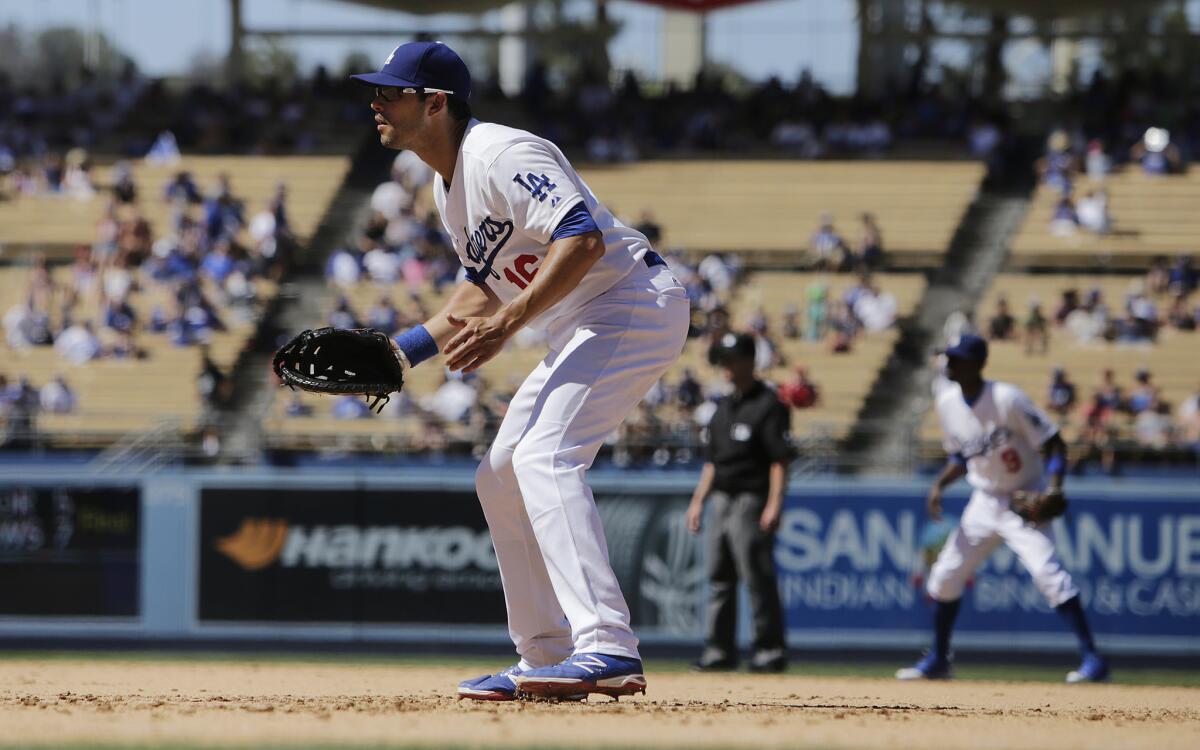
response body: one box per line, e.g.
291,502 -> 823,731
774,490 -> 1200,646
199,488 -> 504,623
197,482 -> 1198,651
0,486 -> 140,617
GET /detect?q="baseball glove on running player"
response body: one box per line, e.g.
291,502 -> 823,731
272,327 -> 405,413
1010,488 -> 1068,524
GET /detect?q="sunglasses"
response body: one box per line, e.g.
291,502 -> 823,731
374,86 -> 455,102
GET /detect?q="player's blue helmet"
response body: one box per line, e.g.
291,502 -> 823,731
942,333 -> 988,364
350,41 -> 472,101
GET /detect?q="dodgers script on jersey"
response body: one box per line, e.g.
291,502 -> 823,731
935,380 -> 1059,495
433,120 -> 651,329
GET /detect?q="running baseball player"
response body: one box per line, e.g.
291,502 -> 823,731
897,334 -> 1109,683
352,42 -> 688,700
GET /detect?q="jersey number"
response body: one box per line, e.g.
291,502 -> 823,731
1000,448 -> 1022,473
503,254 -> 539,289
513,172 -> 557,202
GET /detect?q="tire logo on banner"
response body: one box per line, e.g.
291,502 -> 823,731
216,519 -> 289,570
214,517 -> 498,576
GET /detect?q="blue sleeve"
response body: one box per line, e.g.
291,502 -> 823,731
549,201 -> 599,242
950,453 -> 967,466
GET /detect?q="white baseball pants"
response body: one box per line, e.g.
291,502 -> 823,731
927,489 -> 1079,607
475,263 -> 689,666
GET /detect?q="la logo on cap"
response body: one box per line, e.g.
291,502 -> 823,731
384,46 -> 398,66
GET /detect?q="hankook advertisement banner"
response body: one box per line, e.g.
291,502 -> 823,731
199,488 -> 504,623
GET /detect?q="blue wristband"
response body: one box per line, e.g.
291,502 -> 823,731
1046,454 -> 1065,476
394,325 -> 438,368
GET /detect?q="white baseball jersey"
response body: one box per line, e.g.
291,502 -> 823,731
433,119 -> 653,330
935,380 -> 1059,495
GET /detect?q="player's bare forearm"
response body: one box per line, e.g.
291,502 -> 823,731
1042,432 -> 1068,491
767,462 -> 787,509
494,230 -> 605,331
760,461 -> 787,532
935,460 -> 968,490
690,463 -> 715,505
425,279 -> 502,347
686,462 -> 715,534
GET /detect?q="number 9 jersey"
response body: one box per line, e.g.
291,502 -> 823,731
934,379 -> 1060,495
432,120 -> 654,331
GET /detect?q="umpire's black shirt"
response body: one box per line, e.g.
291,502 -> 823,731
704,380 -> 793,494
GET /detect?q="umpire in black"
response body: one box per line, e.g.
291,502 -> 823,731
685,332 -> 791,672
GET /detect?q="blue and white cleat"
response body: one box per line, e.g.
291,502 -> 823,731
895,652 -> 953,680
457,664 -> 527,701
512,653 -> 647,700
1066,653 -> 1110,684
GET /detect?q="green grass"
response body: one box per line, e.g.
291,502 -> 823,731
1,650 -> 1197,688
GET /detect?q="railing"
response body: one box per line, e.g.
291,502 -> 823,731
259,416 -> 925,475
90,418 -> 186,474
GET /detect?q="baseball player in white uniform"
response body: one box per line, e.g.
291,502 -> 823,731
897,334 -> 1109,683
352,42 -> 688,701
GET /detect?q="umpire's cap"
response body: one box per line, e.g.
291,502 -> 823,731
713,332 -> 757,363
351,41 -> 471,101
940,333 -> 988,364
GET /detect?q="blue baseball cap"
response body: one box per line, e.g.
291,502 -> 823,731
350,41 -> 471,101
942,333 -> 988,363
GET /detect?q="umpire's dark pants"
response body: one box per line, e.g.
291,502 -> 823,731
703,490 -> 786,659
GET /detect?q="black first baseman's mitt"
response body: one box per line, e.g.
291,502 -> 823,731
1010,488 -> 1068,524
272,327 -> 405,413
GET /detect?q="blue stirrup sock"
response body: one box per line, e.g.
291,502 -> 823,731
394,325 -> 438,368
1054,595 -> 1097,656
933,598 -> 962,660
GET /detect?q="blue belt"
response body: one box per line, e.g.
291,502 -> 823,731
643,250 -> 667,268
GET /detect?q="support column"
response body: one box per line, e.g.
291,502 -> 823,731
498,2 -> 531,97
227,0 -> 245,85
662,9 -> 704,87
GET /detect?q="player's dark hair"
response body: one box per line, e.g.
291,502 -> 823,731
419,91 -> 472,123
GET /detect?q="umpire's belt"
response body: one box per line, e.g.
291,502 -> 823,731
643,250 -> 667,268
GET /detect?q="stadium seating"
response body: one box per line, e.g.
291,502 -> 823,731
576,161 -> 984,266
0,155 -> 351,447
0,156 -> 349,255
0,264 -> 274,444
1009,171 -> 1200,268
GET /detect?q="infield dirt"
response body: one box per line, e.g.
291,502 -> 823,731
2,659 -> 1197,749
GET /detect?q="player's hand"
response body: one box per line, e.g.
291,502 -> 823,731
759,502 -> 782,533
685,500 -> 704,534
926,486 -> 943,521
443,313 -> 514,373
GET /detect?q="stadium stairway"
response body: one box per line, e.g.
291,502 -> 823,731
842,142 -> 1041,474
214,134 -> 395,462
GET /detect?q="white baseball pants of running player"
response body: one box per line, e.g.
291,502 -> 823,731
475,263 -> 689,667
926,488 -> 1079,606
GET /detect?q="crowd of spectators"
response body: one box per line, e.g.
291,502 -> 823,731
982,259 -> 1198,353
808,212 -> 885,272
0,372 -> 78,450
1036,70 -> 1199,238
4,160 -> 289,366
519,64 -> 1002,162
1047,366 -> 1200,474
